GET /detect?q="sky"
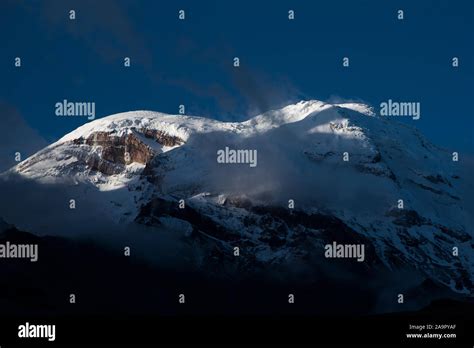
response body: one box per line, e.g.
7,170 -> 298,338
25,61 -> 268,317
0,0 -> 473,154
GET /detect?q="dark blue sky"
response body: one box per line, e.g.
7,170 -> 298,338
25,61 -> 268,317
1,0 -> 473,153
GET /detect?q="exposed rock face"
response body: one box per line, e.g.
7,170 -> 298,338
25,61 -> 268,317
70,129 -> 184,175
385,209 -> 426,227
86,131 -> 153,165
136,128 -> 183,147
81,152 -> 123,176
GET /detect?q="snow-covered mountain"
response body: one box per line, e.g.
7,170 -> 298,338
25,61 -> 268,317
2,100 -> 473,297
